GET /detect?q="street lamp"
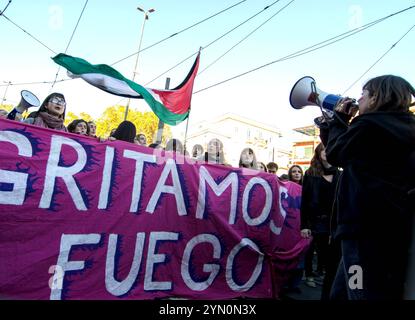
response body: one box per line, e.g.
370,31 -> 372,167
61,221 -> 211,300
124,6 -> 155,120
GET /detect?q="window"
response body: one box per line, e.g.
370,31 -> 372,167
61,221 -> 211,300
295,147 -> 305,159
305,146 -> 313,159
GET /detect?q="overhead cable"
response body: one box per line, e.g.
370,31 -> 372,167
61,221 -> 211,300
199,0 -> 295,75
342,22 -> 415,94
51,0 -> 89,88
111,0 -> 248,66
194,5 -> 415,94
145,0 -> 282,85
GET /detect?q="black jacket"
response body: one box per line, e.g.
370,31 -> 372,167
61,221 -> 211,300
300,169 -> 340,235
325,110 -> 415,240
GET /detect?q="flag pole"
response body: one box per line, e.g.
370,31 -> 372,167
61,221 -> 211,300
183,108 -> 191,154
124,7 -> 156,121
183,47 -> 201,154
155,77 -> 170,144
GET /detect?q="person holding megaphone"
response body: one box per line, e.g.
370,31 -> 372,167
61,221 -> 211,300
24,93 -> 67,131
7,92 -> 67,132
320,75 -> 415,300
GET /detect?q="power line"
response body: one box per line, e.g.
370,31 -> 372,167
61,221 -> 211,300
0,79 -> 71,87
194,5 -> 415,94
111,0 -> 248,66
3,4 -> 414,96
342,22 -> 415,95
0,14 -> 57,55
63,0 -> 89,54
203,0 -> 281,50
0,0 -> 12,15
144,51 -> 199,86
145,0 -> 283,86
199,0 -> 295,75
51,0 -> 89,89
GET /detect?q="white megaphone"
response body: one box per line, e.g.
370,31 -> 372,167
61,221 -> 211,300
16,90 -> 40,113
7,90 -> 40,121
289,76 -> 346,111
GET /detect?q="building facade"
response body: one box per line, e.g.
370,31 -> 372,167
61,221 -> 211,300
185,113 -> 291,171
290,125 -> 320,171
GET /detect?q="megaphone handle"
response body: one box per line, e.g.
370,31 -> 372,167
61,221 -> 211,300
311,81 -> 321,106
311,81 -> 335,124
6,108 -> 22,121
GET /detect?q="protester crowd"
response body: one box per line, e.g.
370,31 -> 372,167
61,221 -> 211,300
1,74 -> 414,300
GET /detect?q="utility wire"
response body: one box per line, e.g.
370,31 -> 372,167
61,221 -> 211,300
51,0 -> 89,88
203,0 -> 281,50
144,51 -> 199,86
1,4 -> 408,89
342,22 -> 415,95
3,4 -> 414,95
0,79 -> 70,87
111,0 -> 247,66
199,0 -> 295,75
194,5 -> 415,94
63,0 -> 89,55
0,0 -> 12,15
145,0 -> 282,85
1,13 -> 57,54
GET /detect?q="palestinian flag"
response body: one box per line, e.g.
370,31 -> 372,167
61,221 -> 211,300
52,52 -> 200,125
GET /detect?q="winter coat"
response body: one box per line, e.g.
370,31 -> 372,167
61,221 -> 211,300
325,110 -> 415,242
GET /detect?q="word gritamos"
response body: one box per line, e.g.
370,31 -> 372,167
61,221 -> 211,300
1,132 -> 288,235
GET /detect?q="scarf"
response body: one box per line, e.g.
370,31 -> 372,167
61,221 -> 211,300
34,112 -> 67,131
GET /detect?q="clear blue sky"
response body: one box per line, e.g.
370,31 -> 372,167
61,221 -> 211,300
1,0 -> 414,137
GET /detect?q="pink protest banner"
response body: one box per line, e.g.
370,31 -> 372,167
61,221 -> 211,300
0,118 -> 309,300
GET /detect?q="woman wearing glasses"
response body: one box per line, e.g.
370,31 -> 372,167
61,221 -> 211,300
24,93 -> 67,131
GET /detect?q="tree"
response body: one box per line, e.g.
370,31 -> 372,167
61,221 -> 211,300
0,104 -> 13,112
79,112 -> 93,122
95,105 -> 172,145
64,111 -> 94,127
0,104 -> 30,118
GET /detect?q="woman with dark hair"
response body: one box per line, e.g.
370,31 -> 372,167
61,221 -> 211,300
288,165 -> 303,185
239,147 -> 257,169
326,75 -> 415,300
300,143 -> 341,296
68,119 -> 90,136
110,121 -> 136,143
23,92 -> 67,131
257,162 -> 268,172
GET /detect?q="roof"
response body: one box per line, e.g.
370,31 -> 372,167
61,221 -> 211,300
293,125 -> 318,137
191,112 -> 282,135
